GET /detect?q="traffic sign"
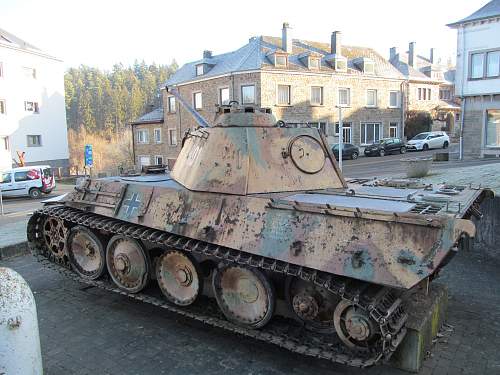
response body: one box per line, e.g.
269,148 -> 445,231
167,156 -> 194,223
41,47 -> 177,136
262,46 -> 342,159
84,144 -> 93,167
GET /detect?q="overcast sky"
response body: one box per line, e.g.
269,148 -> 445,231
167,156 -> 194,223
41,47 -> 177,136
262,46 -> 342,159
1,0 -> 487,70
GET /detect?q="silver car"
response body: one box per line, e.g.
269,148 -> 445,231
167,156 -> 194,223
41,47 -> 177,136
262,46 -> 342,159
406,131 -> 450,151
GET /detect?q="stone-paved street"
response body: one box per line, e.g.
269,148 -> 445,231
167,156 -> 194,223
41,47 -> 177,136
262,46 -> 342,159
1,245 -> 500,375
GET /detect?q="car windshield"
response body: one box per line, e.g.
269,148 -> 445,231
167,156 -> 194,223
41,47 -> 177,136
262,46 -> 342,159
332,145 -> 339,151
412,133 -> 429,140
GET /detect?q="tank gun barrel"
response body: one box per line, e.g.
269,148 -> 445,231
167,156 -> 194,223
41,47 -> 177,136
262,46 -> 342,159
166,86 -> 211,128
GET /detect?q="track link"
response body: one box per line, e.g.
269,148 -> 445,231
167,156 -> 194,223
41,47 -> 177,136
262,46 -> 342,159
28,205 -> 408,368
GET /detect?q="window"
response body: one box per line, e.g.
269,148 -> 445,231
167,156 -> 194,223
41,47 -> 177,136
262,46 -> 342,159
154,128 -> 161,143
241,85 -> 255,104
389,122 -> 398,138
338,88 -> 350,106
168,96 -> 176,113
334,122 -> 352,143
366,89 -> 377,107
364,62 -> 375,74
440,90 -> 451,100
155,155 -> 164,165
277,85 -> 291,105
335,58 -> 347,71
486,51 -> 500,78
169,129 -> 178,146
193,92 -> 202,109
23,67 -> 36,79
0,62 -> 3,77
275,55 -> 287,66
27,135 -> 42,147
456,113 -> 461,122
471,53 -> 484,79
139,156 -> 151,167
418,88 -> 431,101
219,87 -> 230,105
1,136 -> 8,151
196,64 -> 204,76
14,171 -> 32,182
136,130 -> 149,144
389,91 -> 399,108
361,123 -> 382,144
309,58 -> 320,69
427,88 -> 431,100
25,101 -> 39,113
485,110 -> 500,147
310,86 -> 323,105
0,99 -> 5,114
1,173 -> 11,183
309,122 -> 327,134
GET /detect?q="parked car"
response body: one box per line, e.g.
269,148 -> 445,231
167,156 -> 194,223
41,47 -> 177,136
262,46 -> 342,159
406,131 -> 450,151
331,143 -> 360,160
0,165 -> 55,199
363,138 -> 406,157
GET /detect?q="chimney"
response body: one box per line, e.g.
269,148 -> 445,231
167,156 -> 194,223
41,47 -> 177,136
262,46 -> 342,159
430,48 -> 435,64
390,47 -> 398,60
331,31 -> 342,55
282,22 -> 292,53
408,42 -> 416,67
203,50 -> 212,59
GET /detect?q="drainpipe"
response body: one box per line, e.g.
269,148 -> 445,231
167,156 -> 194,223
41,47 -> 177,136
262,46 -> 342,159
400,80 -> 406,141
459,24 -> 466,160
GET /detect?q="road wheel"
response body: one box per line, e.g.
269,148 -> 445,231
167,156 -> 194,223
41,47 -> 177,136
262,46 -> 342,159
423,143 -> 429,151
351,152 -> 359,160
379,149 -> 385,157
443,141 -> 449,149
400,146 -> 407,154
29,188 -> 42,199
67,226 -> 106,280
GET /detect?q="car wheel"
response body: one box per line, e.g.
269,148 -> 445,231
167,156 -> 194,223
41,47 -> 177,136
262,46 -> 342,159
422,143 -> 429,151
379,149 -> 385,157
400,146 -> 407,154
443,141 -> 449,149
351,152 -> 358,160
29,188 -> 42,199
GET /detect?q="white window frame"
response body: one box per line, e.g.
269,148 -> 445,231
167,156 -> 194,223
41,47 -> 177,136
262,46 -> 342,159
138,155 -> 151,167
153,128 -> 162,144
2,136 -> 10,151
23,66 -> 36,79
334,122 -> 352,143
310,86 -> 323,106
485,109 -> 500,148
309,122 -> 327,134
277,84 -> 291,106
360,122 -> 383,145
241,84 -> 255,104
309,57 -> 320,69
136,129 -> 149,144
0,62 -> 3,78
389,122 -> 399,138
193,92 -> 202,110
24,101 -> 39,113
338,88 -> 351,107
366,89 -> 377,107
27,134 -> 42,147
275,54 -> 288,67
0,99 -> 5,114
169,129 -> 178,146
219,87 -> 230,105
154,155 -> 164,165
196,64 -> 204,76
168,96 -> 176,113
389,91 -> 399,108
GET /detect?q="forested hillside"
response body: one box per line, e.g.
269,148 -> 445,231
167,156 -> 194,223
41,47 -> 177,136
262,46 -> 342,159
64,61 -> 178,131
64,61 -> 178,174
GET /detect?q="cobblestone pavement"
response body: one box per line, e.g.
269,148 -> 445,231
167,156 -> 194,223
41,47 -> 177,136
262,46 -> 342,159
1,246 -> 499,375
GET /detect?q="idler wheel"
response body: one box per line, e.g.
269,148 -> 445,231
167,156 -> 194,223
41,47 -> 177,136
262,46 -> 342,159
43,216 -> 68,260
285,277 -> 341,333
156,250 -> 203,306
67,226 -> 106,280
213,265 -> 275,329
333,299 -> 379,351
106,235 -> 150,293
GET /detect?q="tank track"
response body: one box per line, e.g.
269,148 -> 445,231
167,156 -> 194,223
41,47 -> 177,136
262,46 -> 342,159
28,205 -> 408,368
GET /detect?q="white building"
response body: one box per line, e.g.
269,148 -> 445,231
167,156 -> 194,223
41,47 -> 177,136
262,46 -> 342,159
0,28 -> 69,170
448,0 -> 500,158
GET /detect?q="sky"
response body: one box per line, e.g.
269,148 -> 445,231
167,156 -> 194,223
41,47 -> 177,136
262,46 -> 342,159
0,0 -> 488,70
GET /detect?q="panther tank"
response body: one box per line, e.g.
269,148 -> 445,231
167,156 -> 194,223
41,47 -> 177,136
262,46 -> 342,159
27,88 -> 493,367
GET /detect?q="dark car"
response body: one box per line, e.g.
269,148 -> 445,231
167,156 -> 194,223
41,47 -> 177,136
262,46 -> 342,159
331,143 -> 360,160
363,138 -> 406,157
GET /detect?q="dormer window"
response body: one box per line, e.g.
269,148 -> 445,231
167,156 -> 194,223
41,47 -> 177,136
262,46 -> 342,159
196,64 -> 204,76
353,57 -> 374,74
335,58 -> 347,72
309,57 -> 320,69
364,61 -> 375,74
275,54 -> 288,67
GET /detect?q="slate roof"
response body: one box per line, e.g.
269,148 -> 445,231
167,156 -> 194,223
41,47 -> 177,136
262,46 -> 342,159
166,36 -> 404,86
390,51 -> 455,84
0,27 -> 59,61
131,107 -> 164,125
448,0 -> 500,27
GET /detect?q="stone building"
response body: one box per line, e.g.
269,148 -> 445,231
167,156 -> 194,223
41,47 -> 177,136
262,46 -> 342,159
448,0 -> 500,158
150,24 -> 406,168
130,106 -> 165,168
389,42 -> 460,136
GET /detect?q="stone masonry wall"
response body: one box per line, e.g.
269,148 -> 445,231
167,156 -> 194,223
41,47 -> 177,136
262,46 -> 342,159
406,81 -> 442,112
132,123 -> 165,166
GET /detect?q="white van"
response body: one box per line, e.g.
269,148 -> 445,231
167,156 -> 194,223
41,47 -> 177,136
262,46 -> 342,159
0,165 -> 56,199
